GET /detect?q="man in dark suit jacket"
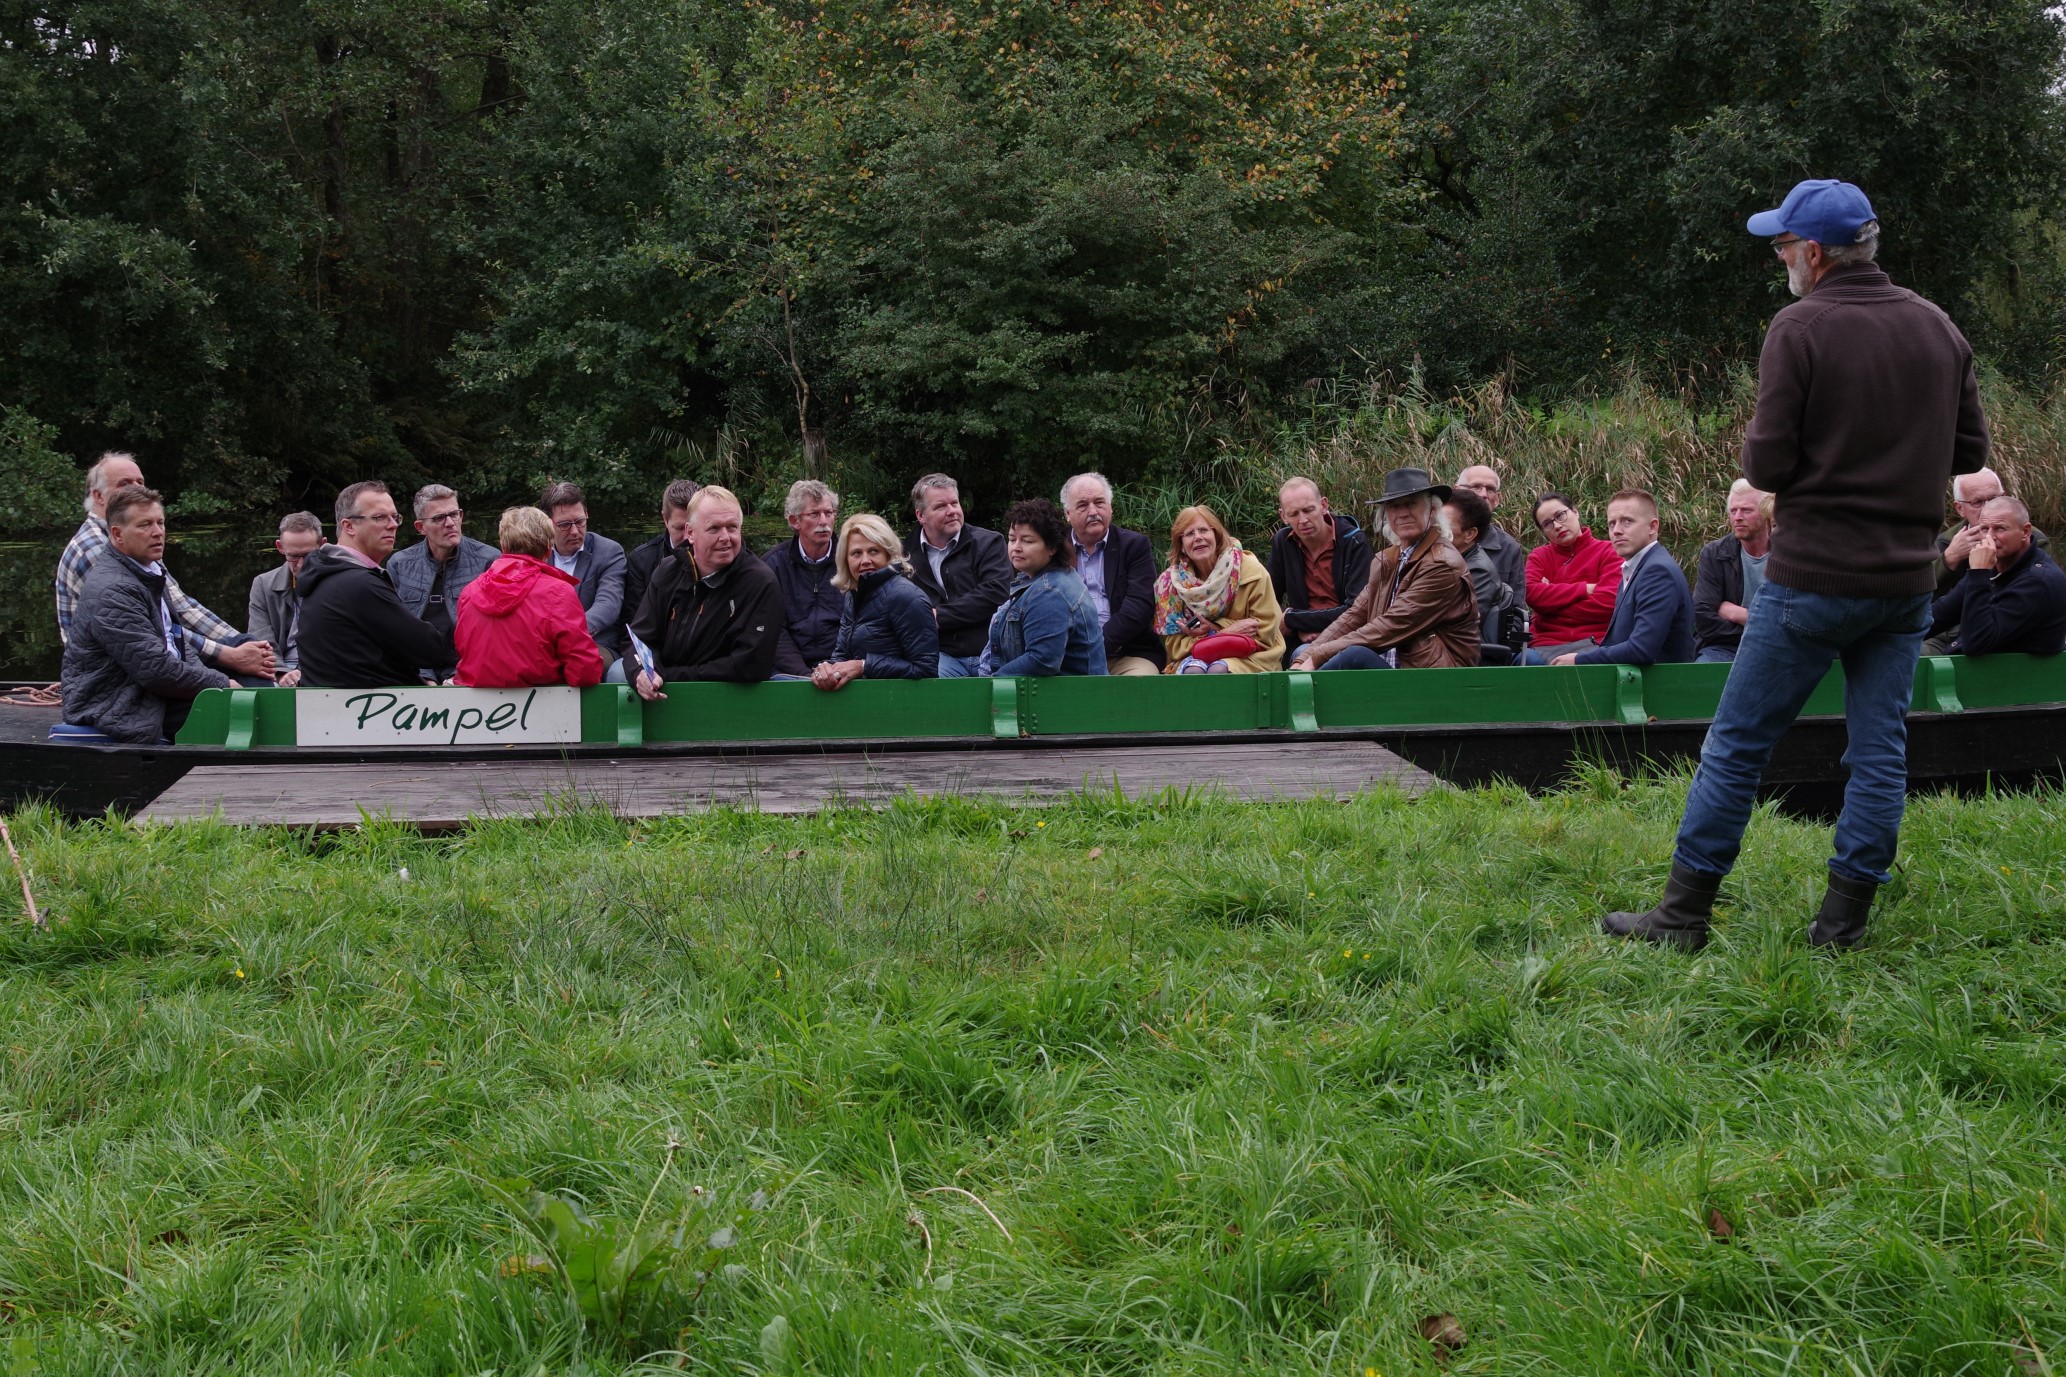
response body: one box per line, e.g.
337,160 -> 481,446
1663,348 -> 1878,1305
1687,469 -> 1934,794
541,481 -> 627,659
1060,472 -> 1163,673
904,473 -> 1012,677
1552,488 -> 1693,667
619,479 -> 699,660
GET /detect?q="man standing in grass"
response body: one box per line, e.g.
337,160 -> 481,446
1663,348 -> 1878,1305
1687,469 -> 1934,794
1604,180 -> 1990,951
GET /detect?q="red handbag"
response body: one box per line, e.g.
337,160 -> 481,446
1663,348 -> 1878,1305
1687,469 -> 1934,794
1188,632 -> 1262,664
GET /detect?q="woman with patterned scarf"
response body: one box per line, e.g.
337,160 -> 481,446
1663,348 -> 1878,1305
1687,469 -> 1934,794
1154,505 -> 1287,674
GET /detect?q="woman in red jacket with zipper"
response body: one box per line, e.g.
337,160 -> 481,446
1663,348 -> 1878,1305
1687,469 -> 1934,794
1524,491 -> 1621,660
454,507 -> 607,688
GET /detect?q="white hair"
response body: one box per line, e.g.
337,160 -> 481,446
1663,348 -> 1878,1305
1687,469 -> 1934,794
1060,472 -> 1113,507
1822,220 -> 1881,267
1380,494 -> 1449,546
82,451 -> 136,515
1952,468 -> 2002,503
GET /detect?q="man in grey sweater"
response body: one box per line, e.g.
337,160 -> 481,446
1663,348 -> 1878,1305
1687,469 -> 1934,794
1604,179 -> 1990,952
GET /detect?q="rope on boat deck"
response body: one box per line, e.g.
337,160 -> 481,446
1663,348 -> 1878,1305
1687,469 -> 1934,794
0,682 -> 61,708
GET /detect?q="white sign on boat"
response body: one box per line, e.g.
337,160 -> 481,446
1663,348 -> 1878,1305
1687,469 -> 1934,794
294,686 -> 582,747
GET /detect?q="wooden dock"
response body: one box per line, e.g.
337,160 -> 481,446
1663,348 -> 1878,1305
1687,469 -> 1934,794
136,741 -> 1439,827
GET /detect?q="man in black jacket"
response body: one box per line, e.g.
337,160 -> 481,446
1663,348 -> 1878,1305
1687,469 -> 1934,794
616,478 -> 700,668
1691,480 -> 1774,662
296,481 -> 457,689
762,478 -> 844,677
1452,465 -> 1528,596
1266,477 -> 1374,667
904,473 -> 1011,677
623,485 -> 782,694
61,487 -> 232,742
1061,472 -> 1162,674
1926,496 -> 2066,657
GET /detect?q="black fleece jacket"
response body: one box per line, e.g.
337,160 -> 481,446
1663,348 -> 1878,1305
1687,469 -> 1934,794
622,546 -> 783,684
295,545 -> 455,689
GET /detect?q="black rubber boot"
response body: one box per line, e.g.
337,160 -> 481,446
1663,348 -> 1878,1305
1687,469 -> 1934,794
1602,863 -> 1722,951
1807,871 -> 1877,950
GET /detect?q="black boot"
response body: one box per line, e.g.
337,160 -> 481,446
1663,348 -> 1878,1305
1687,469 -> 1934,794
1602,863 -> 1722,951
1807,872 -> 1877,950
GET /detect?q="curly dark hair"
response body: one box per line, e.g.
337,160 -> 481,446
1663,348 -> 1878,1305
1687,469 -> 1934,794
1001,497 -> 1075,570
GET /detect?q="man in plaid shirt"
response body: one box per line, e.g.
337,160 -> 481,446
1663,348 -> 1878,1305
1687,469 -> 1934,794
55,452 -> 277,680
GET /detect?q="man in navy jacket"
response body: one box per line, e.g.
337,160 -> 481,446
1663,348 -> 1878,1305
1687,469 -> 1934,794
1926,495 -> 2066,656
1553,488 -> 1693,667
1060,472 -> 1162,674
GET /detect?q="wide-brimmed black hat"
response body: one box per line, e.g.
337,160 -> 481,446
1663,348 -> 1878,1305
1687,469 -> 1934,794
1368,466 -> 1452,506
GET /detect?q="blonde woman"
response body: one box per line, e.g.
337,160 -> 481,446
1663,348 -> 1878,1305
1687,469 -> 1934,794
1154,505 -> 1286,673
811,513 -> 940,689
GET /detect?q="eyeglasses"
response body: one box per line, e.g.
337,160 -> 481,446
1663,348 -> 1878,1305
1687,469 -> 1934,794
1536,509 -> 1575,530
423,510 -> 465,525
552,517 -> 588,532
344,511 -> 402,526
1771,236 -> 1806,257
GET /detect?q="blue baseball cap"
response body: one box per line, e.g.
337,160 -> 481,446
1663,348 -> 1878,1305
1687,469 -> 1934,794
1746,179 -> 1877,245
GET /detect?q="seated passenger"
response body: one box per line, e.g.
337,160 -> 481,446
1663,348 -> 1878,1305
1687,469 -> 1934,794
1442,489 -> 1515,643
623,485 -> 783,697
1290,468 -> 1479,670
1525,491 -> 1620,657
1062,472 -> 1164,675
1156,505 -> 1286,674
1540,488 -> 1693,667
1926,496 -> 2066,657
1451,465 -> 1529,596
1936,468 -> 2050,597
1267,477 -> 1374,668
540,480 -> 628,658
979,498 -> 1108,677
906,473 -> 1013,678
622,479 -> 701,658
247,511 -> 325,686
386,484 -> 499,679
296,481 -> 457,689
763,479 -> 844,677
61,486 -> 232,743
810,514 -> 939,689
453,507 -> 607,688
1691,479 -> 1773,663
57,450 -> 275,681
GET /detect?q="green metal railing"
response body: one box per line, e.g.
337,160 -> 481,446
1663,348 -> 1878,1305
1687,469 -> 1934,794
174,654 -> 2066,750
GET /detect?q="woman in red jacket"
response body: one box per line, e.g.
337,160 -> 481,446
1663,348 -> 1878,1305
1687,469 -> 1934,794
1524,491 -> 1621,661
454,507 -> 607,688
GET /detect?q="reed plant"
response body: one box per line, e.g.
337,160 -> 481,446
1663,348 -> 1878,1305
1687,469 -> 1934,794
2,778 -> 2064,1373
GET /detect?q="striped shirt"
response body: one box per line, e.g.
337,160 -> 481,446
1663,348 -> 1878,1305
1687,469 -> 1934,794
55,517 -> 242,659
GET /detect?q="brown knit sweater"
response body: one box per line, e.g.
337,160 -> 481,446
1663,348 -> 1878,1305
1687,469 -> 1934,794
1741,264 -> 1990,598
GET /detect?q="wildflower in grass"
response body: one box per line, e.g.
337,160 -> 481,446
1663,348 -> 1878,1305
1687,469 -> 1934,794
233,966 -> 246,980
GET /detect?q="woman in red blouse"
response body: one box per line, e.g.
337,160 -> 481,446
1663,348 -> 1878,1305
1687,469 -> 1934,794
1524,491 -> 1621,660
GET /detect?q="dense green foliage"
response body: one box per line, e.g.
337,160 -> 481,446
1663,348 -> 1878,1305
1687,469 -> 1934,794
2,1 -> 2061,525
3,780 -> 2065,1371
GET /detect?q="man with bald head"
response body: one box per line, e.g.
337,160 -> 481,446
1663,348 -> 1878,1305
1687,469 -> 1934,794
55,450 -> 276,681
1265,477 -> 1373,666
1935,467 -> 2048,596
1926,495 -> 2066,657
1452,464 -> 1527,600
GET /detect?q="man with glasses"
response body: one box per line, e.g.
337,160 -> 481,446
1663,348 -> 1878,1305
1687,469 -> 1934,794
1933,468 -> 2048,598
1604,178 -> 1990,953
387,484 -> 498,680
1451,465 -> 1527,602
295,481 -> 457,689
541,481 -> 628,659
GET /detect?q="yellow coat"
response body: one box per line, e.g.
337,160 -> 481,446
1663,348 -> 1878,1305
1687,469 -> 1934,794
1160,549 -> 1287,674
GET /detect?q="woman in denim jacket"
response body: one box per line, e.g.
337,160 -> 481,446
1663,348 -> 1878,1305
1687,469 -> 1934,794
979,499 -> 1109,677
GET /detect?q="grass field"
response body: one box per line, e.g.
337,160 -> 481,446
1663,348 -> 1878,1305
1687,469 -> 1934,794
2,776 -> 2064,1375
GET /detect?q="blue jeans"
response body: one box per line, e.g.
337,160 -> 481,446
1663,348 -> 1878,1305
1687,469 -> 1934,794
936,653 -> 984,679
1694,645 -> 1737,664
1316,646 -> 1393,670
1673,583 -> 1930,886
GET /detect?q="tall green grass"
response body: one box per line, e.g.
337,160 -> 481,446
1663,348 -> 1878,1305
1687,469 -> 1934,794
2,779 -> 2064,1373
1122,371 -> 2066,562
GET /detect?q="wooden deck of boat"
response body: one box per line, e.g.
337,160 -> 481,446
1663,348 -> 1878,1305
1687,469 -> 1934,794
135,740 -> 1440,827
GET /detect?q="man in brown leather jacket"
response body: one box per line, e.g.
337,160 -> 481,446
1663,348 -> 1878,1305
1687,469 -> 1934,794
1290,468 -> 1482,670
